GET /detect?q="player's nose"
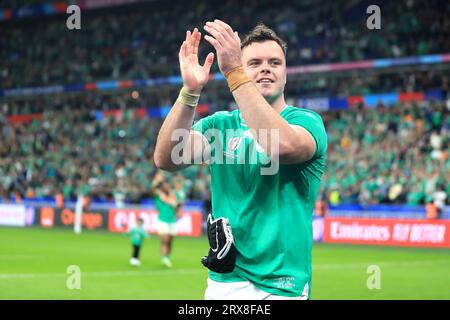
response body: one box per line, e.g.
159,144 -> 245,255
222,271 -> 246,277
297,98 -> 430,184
259,64 -> 271,74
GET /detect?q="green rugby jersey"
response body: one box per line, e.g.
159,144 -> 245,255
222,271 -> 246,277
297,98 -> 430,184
155,194 -> 176,223
128,226 -> 148,246
192,106 -> 327,297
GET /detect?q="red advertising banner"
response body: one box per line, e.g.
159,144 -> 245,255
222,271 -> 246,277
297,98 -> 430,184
323,217 -> 450,248
108,208 -> 203,237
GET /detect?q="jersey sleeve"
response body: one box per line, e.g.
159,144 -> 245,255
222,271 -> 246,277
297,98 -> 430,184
283,108 -> 327,158
191,114 -> 215,135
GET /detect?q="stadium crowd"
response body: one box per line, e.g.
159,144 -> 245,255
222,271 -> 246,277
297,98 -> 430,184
1,0 -> 449,208
321,100 -> 449,207
2,68 -> 449,116
1,0 -> 450,89
0,103 -> 211,204
1,94 -> 448,207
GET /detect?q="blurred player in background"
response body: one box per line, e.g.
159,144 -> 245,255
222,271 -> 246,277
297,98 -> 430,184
173,174 -> 187,216
154,20 -> 327,299
124,217 -> 148,267
152,171 -> 179,268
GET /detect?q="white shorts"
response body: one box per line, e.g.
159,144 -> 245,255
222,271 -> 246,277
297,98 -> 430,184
157,220 -> 176,236
204,278 -> 308,300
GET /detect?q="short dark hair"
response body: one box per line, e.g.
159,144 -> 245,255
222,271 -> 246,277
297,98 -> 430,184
241,23 -> 287,55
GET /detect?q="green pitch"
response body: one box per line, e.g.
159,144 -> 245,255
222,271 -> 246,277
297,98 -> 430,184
0,226 -> 449,299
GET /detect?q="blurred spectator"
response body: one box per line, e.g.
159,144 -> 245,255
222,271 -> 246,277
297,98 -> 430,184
433,183 -> 448,217
314,194 -> 329,217
1,0 -> 449,89
0,97 -> 448,206
0,0 -> 449,206
426,197 -> 439,220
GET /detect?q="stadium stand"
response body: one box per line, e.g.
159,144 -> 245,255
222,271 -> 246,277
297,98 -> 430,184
1,93 -> 448,206
1,0 -> 449,88
0,0 -> 449,208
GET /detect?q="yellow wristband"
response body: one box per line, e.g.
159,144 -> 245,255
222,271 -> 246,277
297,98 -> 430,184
177,87 -> 200,108
225,66 -> 252,92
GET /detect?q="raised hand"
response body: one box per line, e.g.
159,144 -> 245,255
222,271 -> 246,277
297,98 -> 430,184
203,19 -> 242,75
179,28 -> 215,94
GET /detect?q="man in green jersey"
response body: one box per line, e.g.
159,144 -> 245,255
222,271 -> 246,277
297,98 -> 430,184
173,174 -> 187,216
125,218 -> 148,267
154,21 -> 327,299
152,171 -> 179,268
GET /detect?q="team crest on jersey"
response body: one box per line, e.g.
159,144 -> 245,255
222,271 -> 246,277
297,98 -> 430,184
228,137 -> 242,151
